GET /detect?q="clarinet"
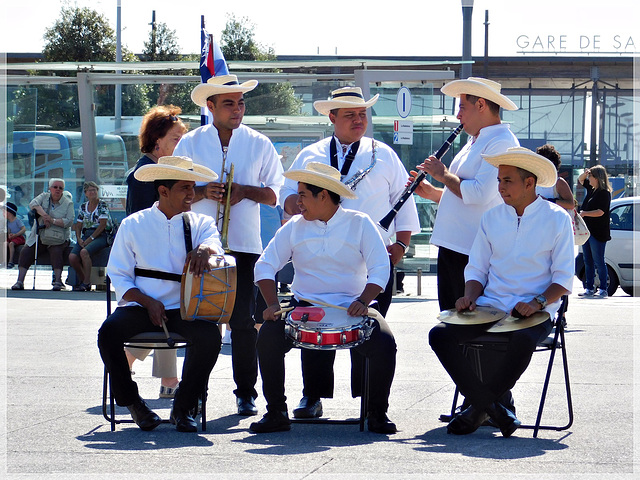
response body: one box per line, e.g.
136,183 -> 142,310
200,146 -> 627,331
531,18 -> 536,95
343,139 -> 377,191
378,124 -> 464,232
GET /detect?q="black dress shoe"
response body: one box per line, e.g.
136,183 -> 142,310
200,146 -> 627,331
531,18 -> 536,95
292,397 -> 323,419
170,404 -> 198,432
446,405 -> 489,435
126,398 -> 162,431
249,410 -> 291,433
237,396 -> 258,416
484,401 -> 521,437
367,411 -> 397,434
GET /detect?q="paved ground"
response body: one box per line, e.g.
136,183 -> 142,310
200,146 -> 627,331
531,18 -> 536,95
0,267 -> 638,479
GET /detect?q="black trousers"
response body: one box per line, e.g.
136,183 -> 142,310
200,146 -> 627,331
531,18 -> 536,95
97,306 -> 221,409
257,313 -> 397,415
428,319 -> 552,410
436,246 -> 469,311
298,260 -> 394,399
228,251 -> 261,399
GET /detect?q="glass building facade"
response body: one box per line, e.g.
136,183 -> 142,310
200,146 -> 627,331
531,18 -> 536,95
4,56 -> 637,270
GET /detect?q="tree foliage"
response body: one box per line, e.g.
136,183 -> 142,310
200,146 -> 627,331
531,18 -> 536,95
33,6 -> 151,129
43,7 -> 117,62
140,21 -> 199,113
220,14 -> 301,115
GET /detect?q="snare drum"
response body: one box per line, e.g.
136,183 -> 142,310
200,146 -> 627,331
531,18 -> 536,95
180,255 -> 237,323
284,306 -> 374,350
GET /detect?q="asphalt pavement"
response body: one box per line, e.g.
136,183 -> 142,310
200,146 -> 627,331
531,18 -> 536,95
0,267 -> 638,479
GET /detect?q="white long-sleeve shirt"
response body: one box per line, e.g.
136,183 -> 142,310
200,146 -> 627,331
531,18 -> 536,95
254,206 -> 390,308
466,196 -> 574,318
280,136 -> 420,243
174,123 -> 284,254
431,123 -> 520,255
107,204 -> 223,309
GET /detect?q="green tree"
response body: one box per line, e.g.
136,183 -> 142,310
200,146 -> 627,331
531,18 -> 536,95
220,14 -> 302,116
140,21 -> 199,114
36,6 -> 150,129
43,6 -> 117,63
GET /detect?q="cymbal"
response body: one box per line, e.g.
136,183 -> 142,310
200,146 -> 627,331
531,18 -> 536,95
438,306 -> 506,325
486,311 -> 550,333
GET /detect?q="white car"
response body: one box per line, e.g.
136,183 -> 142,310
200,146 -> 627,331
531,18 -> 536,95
575,196 -> 639,296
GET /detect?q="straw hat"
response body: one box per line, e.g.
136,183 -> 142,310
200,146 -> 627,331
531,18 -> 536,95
191,74 -> 258,107
284,162 -> 358,200
441,77 -> 518,111
134,156 -> 218,183
482,147 -> 557,187
314,87 -> 379,116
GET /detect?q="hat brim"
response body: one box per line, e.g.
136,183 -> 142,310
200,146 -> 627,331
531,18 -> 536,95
134,164 -> 218,183
314,94 -> 379,116
441,79 -> 518,111
284,170 -> 358,200
191,79 -> 259,107
482,151 -> 557,187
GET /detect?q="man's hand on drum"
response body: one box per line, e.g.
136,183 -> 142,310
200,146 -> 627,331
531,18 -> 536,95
186,245 -> 211,277
347,300 -> 369,317
263,303 -> 282,322
455,296 -> 477,312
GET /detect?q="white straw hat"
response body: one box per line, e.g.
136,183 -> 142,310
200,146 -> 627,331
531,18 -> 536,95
482,147 -> 557,187
441,77 -> 518,111
284,162 -> 358,200
191,74 -> 258,107
134,156 -> 218,183
314,87 -> 379,116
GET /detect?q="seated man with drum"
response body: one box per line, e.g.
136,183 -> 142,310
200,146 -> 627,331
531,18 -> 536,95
429,147 -> 574,438
98,156 -> 224,432
251,163 -> 398,434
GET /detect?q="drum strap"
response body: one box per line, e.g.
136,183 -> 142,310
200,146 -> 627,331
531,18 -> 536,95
133,214 -> 194,284
134,268 -> 182,283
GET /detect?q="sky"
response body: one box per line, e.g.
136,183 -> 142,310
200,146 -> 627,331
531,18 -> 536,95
1,0 -> 639,58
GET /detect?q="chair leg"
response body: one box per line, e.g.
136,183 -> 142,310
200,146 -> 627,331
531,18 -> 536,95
524,321 -> 573,437
359,357 -> 369,432
101,366 -> 117,432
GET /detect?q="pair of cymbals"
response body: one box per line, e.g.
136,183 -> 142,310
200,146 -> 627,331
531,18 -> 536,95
437,306 -> 549,333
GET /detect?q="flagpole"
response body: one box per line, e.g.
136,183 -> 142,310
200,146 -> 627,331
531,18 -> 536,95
200,15 -> 207,126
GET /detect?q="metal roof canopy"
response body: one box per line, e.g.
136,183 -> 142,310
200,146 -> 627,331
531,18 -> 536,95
3,58 -> 469,72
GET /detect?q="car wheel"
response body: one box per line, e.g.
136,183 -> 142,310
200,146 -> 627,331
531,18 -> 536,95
604,265 -> 619,296
621,286 -> 639,296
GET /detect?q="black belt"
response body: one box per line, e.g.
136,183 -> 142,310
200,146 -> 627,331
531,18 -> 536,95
134,268 -> 182,283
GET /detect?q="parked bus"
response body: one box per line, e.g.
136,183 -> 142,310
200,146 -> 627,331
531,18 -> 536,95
7,131 -> 128,226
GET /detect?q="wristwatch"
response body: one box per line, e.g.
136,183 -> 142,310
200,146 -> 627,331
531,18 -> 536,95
395,240 -> 409,254
534,294 -> 547,309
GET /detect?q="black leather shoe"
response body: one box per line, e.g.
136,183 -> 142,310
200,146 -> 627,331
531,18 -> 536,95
126,398 -> 162,431
447,405 -> 489,435
485,401 -> 521,437
249,410 -> 291,433
237,396 -> 258,416
170,404 -> 198,432
292,397 -> 323,419
367,411 -> 397,434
